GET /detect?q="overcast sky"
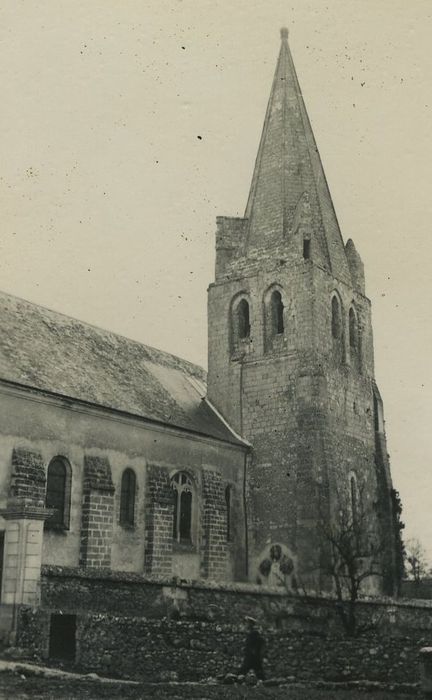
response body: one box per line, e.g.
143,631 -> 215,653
1,1 -> 431,560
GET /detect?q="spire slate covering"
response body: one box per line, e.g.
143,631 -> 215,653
244,29 -> 351,282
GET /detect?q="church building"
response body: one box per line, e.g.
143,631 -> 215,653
0,30 -> 398,637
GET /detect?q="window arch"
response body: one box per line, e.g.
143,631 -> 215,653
270,290 -> 284,335
237,299 -> 250,340
225,484 -> 234,542
171,472 -> 194,544
45,457 -> 71,530
263,285 -> 286,352
230,294 -> 252,355
331,294 -> 342,339
120,468 -> 136,527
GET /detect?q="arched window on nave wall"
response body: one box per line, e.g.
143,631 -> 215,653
45,456 -> 72,530
120,468 -> 136,527
171,472 -> 194,544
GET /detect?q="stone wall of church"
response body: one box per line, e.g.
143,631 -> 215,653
0,383 -> 247,584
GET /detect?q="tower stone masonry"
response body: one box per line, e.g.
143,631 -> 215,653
207,29 -> 398,593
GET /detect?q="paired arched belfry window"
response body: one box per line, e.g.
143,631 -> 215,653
120,468 -> 136,527
330,295 -> 361,369
231,287 -> 287,355
171,472 -> 194,544
45,457 -> 71,530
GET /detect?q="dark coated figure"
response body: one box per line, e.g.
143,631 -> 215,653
239,616 -> 265,680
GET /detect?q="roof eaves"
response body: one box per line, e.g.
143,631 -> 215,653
0,377 -> 248,449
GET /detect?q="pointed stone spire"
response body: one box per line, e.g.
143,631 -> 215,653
244,29 -> 351,282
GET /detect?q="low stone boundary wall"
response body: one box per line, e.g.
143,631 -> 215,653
402,579 -> 432,600
39,565 -> 432,634
12,566 -> 432,684
16,606 -> 426,684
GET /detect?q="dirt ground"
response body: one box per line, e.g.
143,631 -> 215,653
0,671 -> 421,700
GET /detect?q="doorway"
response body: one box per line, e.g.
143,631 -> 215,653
48,613 -> 76,660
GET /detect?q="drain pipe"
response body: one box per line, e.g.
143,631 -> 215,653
242,450 -> 250,580
239,360 -> 250,580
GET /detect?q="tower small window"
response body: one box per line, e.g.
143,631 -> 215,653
237,299 -> 250,339
225,485 -> 233,542
303,238 -> 311,260
171,472 -> 194,544
120,468 -> 136,527
271,290 -> 284,335
45,457 -> 71,530
331,295 -> 342,339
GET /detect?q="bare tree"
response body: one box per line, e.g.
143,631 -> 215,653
405,538 -> 430,584
319,491 -> 386,637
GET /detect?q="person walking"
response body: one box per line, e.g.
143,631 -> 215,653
239,616 -> 265,680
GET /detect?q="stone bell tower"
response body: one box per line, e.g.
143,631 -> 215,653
207,29 -> 399,593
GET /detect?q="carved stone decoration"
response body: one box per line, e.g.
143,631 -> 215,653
257,542 -> 296,589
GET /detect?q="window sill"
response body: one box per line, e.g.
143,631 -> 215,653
119,523 -> 135,531
173,540 -> 197,554
44,523 -> 69,534
231,339 -> 253,361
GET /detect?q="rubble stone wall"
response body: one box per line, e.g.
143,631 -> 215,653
16,606 -> 427,684
14,567 -> 432,684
